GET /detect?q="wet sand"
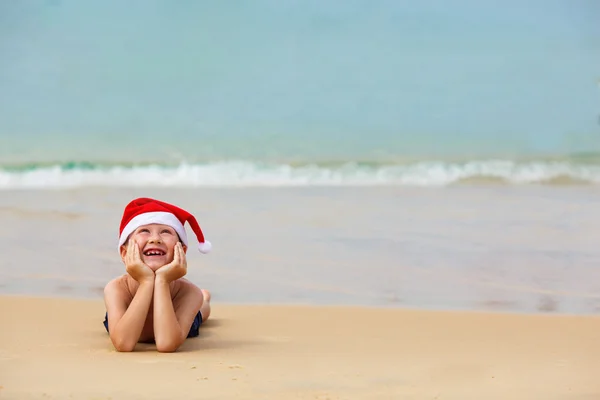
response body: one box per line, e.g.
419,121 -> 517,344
1,295 -> 600,399
1,186 -> 599,313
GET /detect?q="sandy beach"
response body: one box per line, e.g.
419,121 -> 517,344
2,187 -> 600,399
1,295 -> 599,399
2,0 -> 598,397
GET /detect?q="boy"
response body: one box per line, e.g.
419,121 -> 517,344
103,197 -> 213,353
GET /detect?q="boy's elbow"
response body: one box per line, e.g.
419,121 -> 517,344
114,343 -> 136,352
111,336 -> 137,352
156,345 -> 177,353
155,338 -> 182,353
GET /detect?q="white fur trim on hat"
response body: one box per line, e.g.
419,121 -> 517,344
118,211 -> 188,247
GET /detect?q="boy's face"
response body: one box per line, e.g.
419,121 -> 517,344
120,223 -> 188,271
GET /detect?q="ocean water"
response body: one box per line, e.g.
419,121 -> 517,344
1,1 -> 600,314
1,0 -> 599,188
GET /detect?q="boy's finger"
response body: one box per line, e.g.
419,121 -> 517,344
179,244 -> 186,268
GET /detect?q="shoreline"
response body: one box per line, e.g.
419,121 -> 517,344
3,291 -> 600,318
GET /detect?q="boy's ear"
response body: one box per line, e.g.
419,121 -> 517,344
119,242 -> 128,262
182,244 -> 188,254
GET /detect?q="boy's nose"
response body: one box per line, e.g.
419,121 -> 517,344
148,235 -> 162,244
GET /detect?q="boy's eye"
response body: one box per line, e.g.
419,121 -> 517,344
161,229 -> 173,234
139,228 -> 150,233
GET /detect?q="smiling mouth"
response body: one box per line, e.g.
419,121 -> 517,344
143,249 -> 166,256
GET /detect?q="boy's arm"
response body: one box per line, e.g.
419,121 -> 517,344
153,279 -> 203,352
103,278 -> 154,352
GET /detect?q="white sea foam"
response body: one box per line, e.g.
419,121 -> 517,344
0,160 -> 599,189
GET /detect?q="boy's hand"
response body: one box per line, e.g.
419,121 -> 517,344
155,242 -> 187,283
125,241 -> 155,283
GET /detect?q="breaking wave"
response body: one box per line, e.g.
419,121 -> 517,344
1,159 -> 599,189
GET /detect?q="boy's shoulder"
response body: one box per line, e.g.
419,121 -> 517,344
103,275 -> 132,298
104,274 -> 128,289
172,277 -> 202,297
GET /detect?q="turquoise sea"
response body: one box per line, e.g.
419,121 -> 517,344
1,1 -> 599,188
1,2 -> 600,315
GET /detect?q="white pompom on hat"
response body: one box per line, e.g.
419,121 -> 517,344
118,197 -> 212,254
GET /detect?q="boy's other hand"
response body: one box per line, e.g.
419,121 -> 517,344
125,240 -> 155,283
155,242 -> 187,283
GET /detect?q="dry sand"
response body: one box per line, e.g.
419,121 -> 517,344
1,295 -> 599,399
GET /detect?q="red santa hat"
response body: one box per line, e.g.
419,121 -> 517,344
118,197 -> 212,254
